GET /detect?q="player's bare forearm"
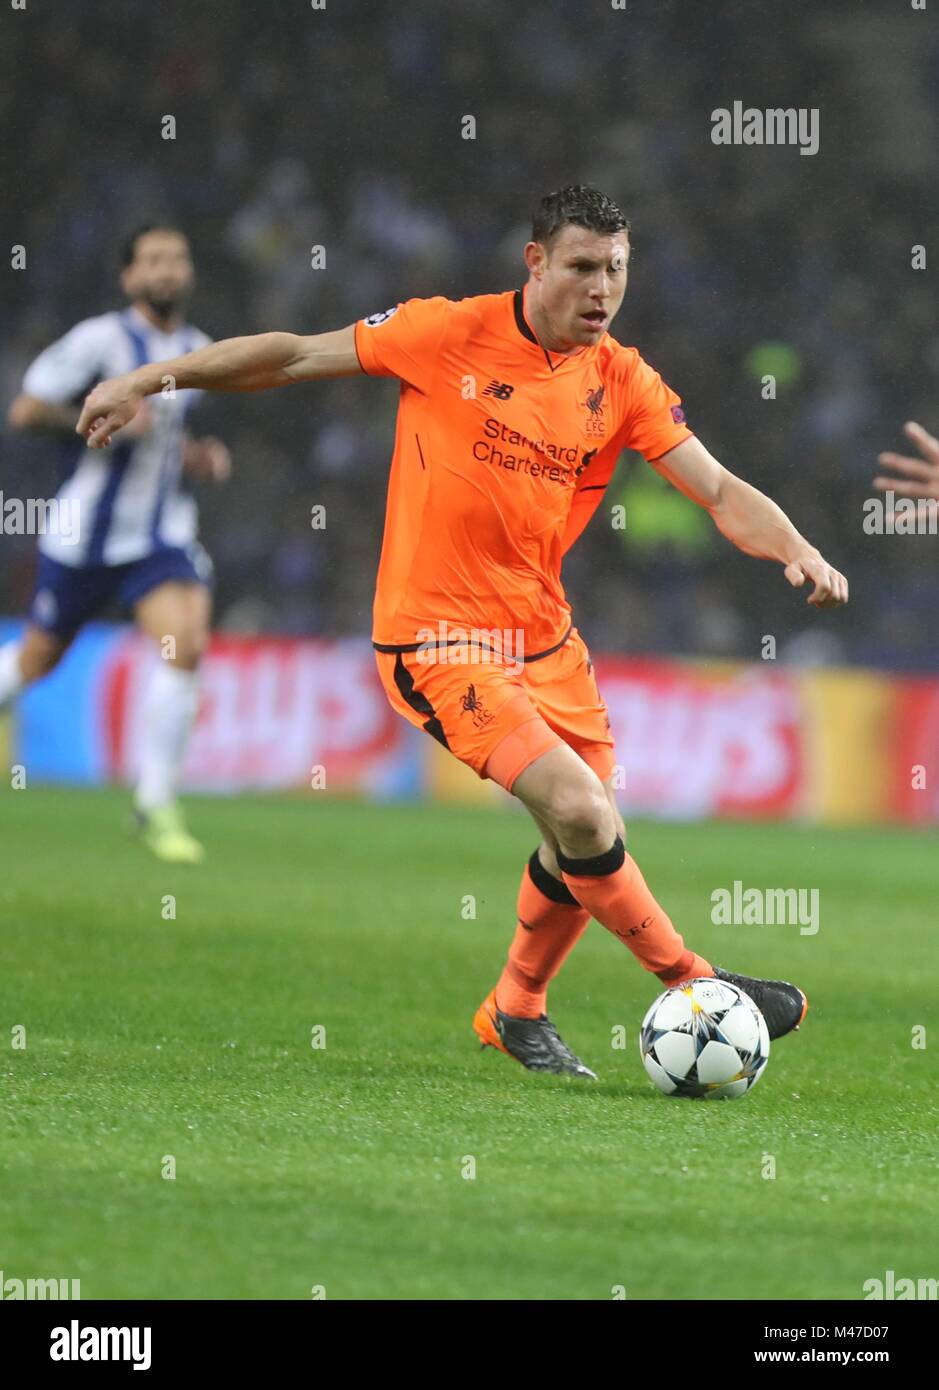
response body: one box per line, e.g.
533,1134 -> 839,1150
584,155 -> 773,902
650,435 -> 848,607
146,333 -> 304,394
124,327 -> 358,395
76,324 -> 361,448
710,470 -> 811,564
7,395 -> 80,436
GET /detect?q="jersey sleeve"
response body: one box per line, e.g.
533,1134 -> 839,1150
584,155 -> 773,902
619,351 -> 693,461
22,316 -> 112,404
353,296 -> 450,394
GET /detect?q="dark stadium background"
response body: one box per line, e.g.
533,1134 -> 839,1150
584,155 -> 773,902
1,0 -> 937,668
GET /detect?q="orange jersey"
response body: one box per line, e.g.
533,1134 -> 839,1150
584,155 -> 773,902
354,287 -> 692,660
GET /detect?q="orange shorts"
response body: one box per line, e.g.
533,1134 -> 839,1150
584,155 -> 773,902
374,626 -> 616,792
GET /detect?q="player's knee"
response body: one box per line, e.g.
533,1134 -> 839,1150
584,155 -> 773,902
602,783 -> 627,845
545,785 -> 611,844
20,638 -> 65,682
25,651 -> 55,681
538,839 -> 562,878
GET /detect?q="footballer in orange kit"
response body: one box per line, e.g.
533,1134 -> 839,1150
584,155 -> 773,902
77,186 -> 848,1077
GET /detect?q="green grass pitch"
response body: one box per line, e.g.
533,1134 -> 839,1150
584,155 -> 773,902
1,786 -> 936,1300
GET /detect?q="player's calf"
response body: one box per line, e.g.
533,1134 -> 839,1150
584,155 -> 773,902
0,627 -> 67,706
163,632 -> 207,670
126,583 -> 210,863
514,748 -> 711,983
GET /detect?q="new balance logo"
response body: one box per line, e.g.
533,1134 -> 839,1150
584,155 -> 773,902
482,380 -> 515,400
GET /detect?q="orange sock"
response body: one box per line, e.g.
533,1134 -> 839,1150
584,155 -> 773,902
495,850 -> 590,1018
557,836 -> 713,985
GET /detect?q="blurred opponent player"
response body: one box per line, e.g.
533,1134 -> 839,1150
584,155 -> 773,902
1,224 -> 229,863
76,187 -> 849,1070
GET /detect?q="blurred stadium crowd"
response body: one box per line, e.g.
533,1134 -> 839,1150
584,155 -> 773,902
2,0 -> 937,669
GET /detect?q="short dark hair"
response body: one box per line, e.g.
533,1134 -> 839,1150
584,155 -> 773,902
532,185 -> 629,248
120,222 -> 187,268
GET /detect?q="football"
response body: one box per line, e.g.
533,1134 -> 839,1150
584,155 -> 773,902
639,977 -> 770,1100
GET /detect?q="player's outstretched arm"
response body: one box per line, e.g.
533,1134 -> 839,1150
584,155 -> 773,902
649,435 -> 848,608
8,395 -> 83,436
874,421 -> 939,500
76,324 -> 362,448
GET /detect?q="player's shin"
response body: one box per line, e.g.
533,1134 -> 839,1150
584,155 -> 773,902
555,836 -> 713,985
134,660 -> 201,812
0,642 -> 26,709
496,849 -> 590,1018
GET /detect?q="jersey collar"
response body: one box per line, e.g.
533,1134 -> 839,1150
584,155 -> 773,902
511,286 -> 591,371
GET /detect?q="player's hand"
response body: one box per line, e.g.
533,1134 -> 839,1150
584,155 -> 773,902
783,548 -> 849,608
183,435 -> 232,482
76,376 -> 146,448
113,401 -> 153,441
874,421 -> 939,501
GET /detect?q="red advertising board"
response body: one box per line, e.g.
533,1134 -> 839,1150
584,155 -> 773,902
595,658 -> 804,819
890,678 -> 939,822
84,628 -> 939,823
102,633 -> 409,792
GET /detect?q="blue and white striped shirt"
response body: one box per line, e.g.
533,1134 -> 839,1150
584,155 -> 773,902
23,306 -> 211,567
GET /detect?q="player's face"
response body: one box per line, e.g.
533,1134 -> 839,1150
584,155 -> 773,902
121,231 -> 194,318
526,225 -> 629,350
